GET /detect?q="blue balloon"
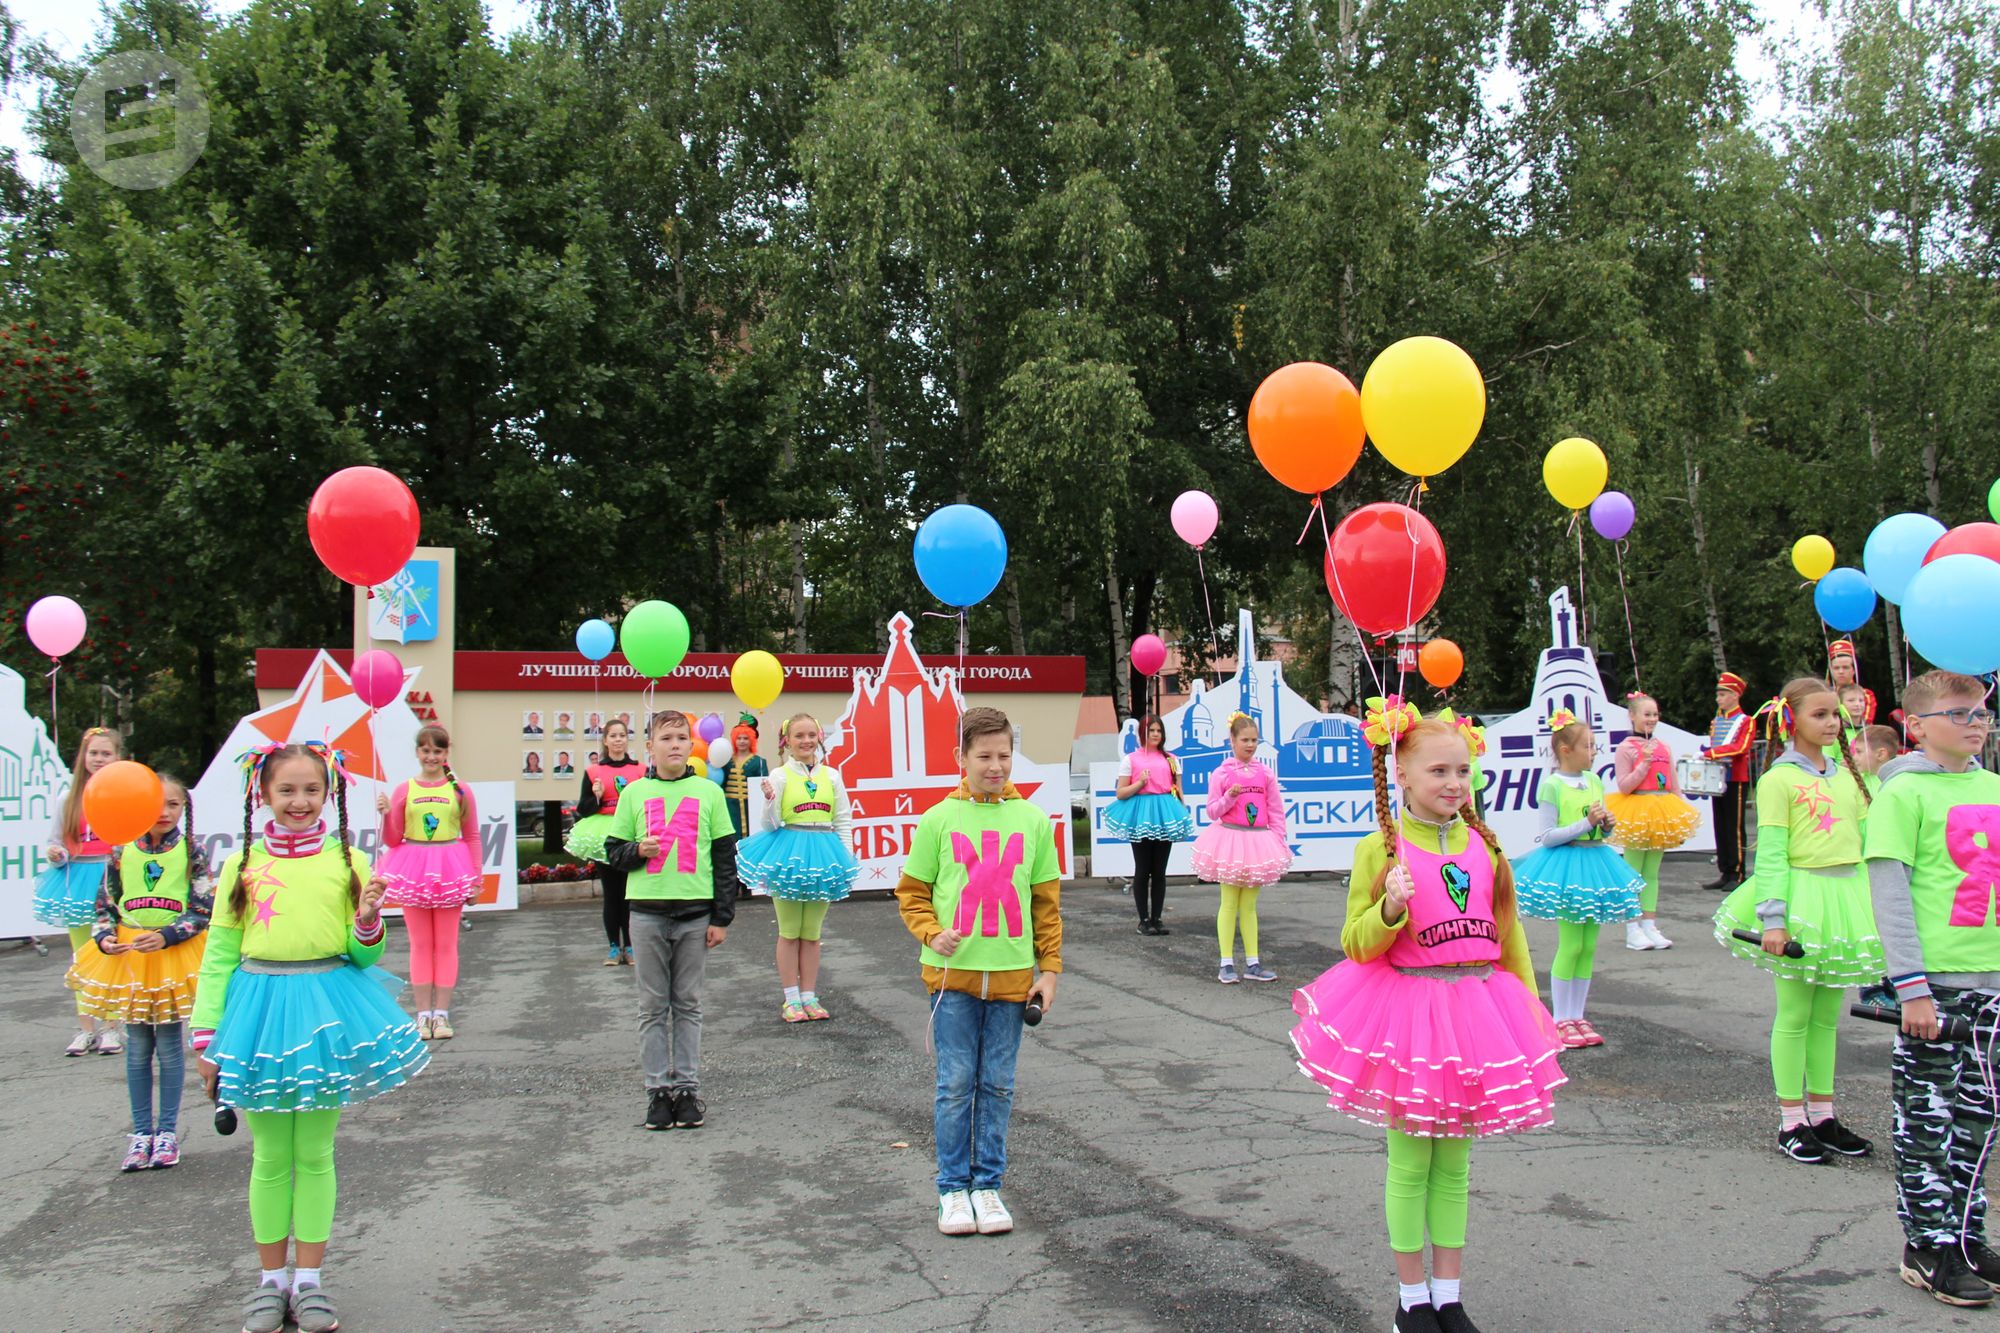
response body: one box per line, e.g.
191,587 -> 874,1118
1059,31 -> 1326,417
1813,566 -> 1876,632
913,504 -> 1008,608
575,618 -> 616,662
1903,554 -> 2000,674
1862,511 -> 1947,605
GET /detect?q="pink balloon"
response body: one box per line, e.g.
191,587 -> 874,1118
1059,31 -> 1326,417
24,595 -> 86,658
1131,633 -> 1167,677
1170,490 -> 1218,548
351,649 -> 405,710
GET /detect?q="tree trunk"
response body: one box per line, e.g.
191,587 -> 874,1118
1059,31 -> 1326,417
1003,572 -> 1028,655
1683,446 -> 1727,668
196,640 -> 218,768
789,520 -> 809,651
1105,548 -> 1131,718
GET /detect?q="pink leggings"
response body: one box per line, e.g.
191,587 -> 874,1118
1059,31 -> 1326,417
402,906 -> 463,988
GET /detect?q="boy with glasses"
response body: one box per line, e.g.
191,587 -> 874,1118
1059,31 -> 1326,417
1866,670 -> 2000,1307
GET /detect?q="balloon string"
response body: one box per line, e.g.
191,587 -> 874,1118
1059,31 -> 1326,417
921,610 -> 968,719
1574,517 -> 1590,646
46,658 -> 59,753
1614,540 -> 1643,694
1195,546 -> 1221,686
1294,496 -> 1321,547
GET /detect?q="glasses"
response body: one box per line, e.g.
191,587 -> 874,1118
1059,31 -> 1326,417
1915,707 -> 1997,727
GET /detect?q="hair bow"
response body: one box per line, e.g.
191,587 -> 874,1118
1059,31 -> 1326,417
235,739 -> 353,793
1363,695 -> 1420,748
1225,710 -> 1249,726
1455,713 -> 1488,758
1546,707 -> 1579,731
1753,696 -> 1793,740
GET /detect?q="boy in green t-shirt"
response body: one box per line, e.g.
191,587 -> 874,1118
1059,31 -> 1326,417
895,707 -> 1062,1240
1865,670 -> 2000,1308
605,711 -> 738,1134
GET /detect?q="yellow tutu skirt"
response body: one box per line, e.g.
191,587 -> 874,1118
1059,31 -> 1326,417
1603,790 -> 1700,851
65,926 -> 206,1023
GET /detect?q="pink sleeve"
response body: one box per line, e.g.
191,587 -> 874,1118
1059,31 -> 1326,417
381,783 -> 408,846
1613,742 -> 1644,794
1205,764 -> 1239,820
1266,770 -> 1288,838
457,784 -> 481,854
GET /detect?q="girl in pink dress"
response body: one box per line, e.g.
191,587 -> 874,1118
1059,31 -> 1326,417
1291,703 -> 1563,1333
1191,713 -> 1290,983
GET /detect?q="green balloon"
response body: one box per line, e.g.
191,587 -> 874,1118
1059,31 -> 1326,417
620,600 -> 690,678
1990,477 -> 2000,523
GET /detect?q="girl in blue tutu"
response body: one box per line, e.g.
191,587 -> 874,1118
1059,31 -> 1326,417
1512,710 -> 1644,1050
1105,715 -> 1193,936
38,726 -> 125,1056
738,714 -> 858,1022
192,742 -> 429,1333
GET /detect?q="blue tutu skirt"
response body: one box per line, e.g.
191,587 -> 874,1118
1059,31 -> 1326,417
1102,793 -> 1194,843
207,963 -> 430,1111
737,827 -> 859,902
1513,843 -> 1645,923
31,858 -> 107,929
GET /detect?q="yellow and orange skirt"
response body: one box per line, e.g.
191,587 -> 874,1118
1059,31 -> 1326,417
65,926 -> 206,1024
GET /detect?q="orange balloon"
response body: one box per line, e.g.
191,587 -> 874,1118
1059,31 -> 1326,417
1247,362 -> 1365,494
1418,639 -> 1464,689
82,760 -> 164,844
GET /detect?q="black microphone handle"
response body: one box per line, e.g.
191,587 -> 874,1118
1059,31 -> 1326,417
1729,928 -> 1806,960
1849,1003 -> 1975,1043
1023,1000 -> 1044,1027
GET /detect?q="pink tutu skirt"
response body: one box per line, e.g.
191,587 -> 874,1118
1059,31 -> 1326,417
380,840 -> 482,908
1290,959 -> 1566,1137
1190,823 -> 1291,887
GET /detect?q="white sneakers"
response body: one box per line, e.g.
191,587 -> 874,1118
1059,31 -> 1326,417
937,1188 -> 1014,1236
937,1190 -> 976,1235
1625,920 -> 1673,950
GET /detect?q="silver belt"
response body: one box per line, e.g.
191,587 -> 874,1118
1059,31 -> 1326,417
239,956 -> 347,975
1806,864 -> 1859,878
1394,963 -> 1494,981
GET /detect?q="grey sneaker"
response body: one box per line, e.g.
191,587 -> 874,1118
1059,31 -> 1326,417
1241,962 -> 1279,982
290,1283 -> 341,1332
1217,962 -> 1240,984
240,1283 -> 289,1333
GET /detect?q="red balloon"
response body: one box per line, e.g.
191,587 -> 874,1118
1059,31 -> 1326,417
308,467 -> 420,586
1924,522 -> 2000,567
1323,503 -> 1447,636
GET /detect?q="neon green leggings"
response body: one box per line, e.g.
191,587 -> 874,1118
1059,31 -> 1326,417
246,1109 -> 341,1245
1622,848 -> 1663,913
773,899 -> 830,942
1386,1128 -> 1471,1252
1772,977 -> 1843,1100
1552,921 -> 1601,981
1217,885 -> 1261,957
67,926 -> 94,1016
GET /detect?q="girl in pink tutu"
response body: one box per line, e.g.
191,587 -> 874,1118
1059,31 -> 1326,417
1191,713 -> 1290,984
374,725 -> 482,1040
1291,701 -> 1563,1333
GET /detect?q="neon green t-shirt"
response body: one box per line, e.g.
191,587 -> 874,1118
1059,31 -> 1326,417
606,773 -> 733,902
1756,757 -> 1867,867
1864,767 -> 2000,972
907,796 -> 1059,972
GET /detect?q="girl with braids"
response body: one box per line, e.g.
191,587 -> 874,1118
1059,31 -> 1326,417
1714,678 -> 1883,1164
36,726 -> 125,1055
66,775 -> 212,1171
1603,692 -> 1700,951
1510,712 -> 1643,1049
1291,703 -> 1563,1333
568,716 -> 644,965
739,713 -> 858,1021
192,742 -> 429,1333
1191,713 -> 1291,984
374,725 -> 483,1039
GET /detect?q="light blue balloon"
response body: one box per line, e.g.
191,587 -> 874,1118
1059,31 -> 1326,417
1862,511 -> 1948,605
1813,566 -> 1876,632
1903,554 -> 2000,674
913,504 -> 1008,608
575,618 -> 616,662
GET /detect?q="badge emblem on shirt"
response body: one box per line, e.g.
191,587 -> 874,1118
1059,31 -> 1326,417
1441,862 -> 1472,914
143,860 -> 164,889
422,812 -> 440,837
1245,801 -> 1260,826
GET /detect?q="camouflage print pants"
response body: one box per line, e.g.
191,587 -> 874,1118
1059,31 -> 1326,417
1892,986 -> 2000,1248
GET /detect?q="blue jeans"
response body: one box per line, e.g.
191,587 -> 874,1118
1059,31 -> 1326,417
930,989 -> 1025,1192
127,1021 -> 185,1136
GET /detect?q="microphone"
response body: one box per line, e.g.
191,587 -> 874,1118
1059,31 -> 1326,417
1850,1000 -> 1973,1043
1731,928 -> 1805,959
1023,1000 -> 1044,1027
214,1104 -> 238,1136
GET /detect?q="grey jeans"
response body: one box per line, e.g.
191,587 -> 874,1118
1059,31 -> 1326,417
632,912 -> 708,1092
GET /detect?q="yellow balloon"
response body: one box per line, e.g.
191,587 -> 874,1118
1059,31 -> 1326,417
1359,336 -> 1487,479
1543,436 -> 1608,510
731,650 -> 784,710
1791,535 -> 1835,581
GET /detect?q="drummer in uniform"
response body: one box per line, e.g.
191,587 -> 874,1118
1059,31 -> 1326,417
1702,670 -> 1755,892
1826,639 -> 1877,724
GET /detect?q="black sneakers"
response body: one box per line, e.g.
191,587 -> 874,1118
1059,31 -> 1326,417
1392,1303 -> 1443,1333
1808,1117 -> 1873,1157
673,1090 -> 705,1129
1903,1244 -> 1995,1307
1963,1240 -> 2000,1290
1434,1303 -> 1482,1333
645,1088 -> 676,1131
1777,1124 -> 1827,1163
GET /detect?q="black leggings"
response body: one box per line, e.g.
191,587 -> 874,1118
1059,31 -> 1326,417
1130,840 -> 1171,923
602,866 -> 631,948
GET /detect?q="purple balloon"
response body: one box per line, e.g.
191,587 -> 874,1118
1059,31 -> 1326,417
697,712 -> 726,743
1590,491 -> 1635,541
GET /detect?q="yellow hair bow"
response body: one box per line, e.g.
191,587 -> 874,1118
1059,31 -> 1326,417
1455,714 -> 1487,758
1546,707 -> 1579,732
1363,695 -> 1420,748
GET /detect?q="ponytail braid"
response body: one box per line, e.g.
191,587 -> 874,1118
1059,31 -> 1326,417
333,766 -> 361,911
1460,801 -> 1519,940
1366,743 -> 1397,903
1834,729 -> 1872,808
229,778 -> 256,923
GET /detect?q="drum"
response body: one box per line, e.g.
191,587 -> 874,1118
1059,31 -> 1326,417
1678,756 -> 1729,796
